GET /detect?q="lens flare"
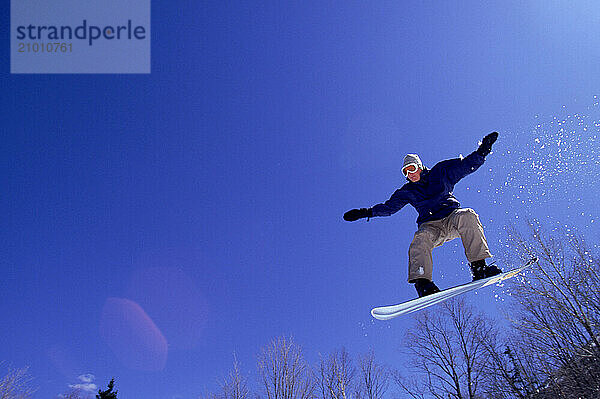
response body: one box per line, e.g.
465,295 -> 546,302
99,297 -> 168,371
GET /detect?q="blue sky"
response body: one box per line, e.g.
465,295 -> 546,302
2,1 -> 600,398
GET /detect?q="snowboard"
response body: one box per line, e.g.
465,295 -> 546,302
371,257 -> 538,320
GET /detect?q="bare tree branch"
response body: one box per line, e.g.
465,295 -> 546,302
0,365 -> 36,399
355,350 -> 388,399
491,223 -> 600,397
396,298 -> 495,399
257,336 -> 315,399
317,348 -> 355,399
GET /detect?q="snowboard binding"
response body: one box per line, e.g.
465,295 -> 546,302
413,279 -> 441,298
470,259 -> 502,281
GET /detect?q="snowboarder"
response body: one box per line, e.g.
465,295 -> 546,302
343,132 -> 501,298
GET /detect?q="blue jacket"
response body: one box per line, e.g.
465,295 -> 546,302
371,151 -> 486,225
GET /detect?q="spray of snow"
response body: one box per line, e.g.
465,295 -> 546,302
482,98 -> 600,302
486,98 -> 600,235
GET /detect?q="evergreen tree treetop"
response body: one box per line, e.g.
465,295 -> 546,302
96,378 -> 118,399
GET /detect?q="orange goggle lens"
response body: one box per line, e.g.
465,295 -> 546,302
402,163 -> 419,177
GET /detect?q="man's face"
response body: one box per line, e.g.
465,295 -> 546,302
403,163 -> 422,182
406,168 -> 422,182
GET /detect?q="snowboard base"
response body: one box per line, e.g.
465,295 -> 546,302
371,257 -> 538,320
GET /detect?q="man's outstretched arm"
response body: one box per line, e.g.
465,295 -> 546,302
344,188 -> 410,221
443,132 -> 498,184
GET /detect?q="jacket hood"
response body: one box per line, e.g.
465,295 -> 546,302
403,154 -> 423,170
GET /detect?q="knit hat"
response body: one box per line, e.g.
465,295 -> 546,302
403,154 -> 423,170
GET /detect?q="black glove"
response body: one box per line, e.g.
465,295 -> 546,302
477,132 -> 498,157
343,208 -> 373,221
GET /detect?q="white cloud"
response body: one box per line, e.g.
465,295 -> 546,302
77,374 -> 95,384
69,374 -> 98,393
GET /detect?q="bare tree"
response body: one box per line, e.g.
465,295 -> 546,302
479,334 -> 547,399
222,354 -> 250,399
200,353 -> 250,399
395,298 -> 495,399
257,336 -> 314,399
0,365 -> 36,399
355,351 -> 388,399
493,224 -> 600,397
59,389 -> 93,399
317,348 -> 355,399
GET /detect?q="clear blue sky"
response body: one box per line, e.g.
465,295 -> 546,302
2,1 -> 600,398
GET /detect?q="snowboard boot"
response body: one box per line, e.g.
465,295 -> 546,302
413,278 -> 441,298
470,259 -> 502,281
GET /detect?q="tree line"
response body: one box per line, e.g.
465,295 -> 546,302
3,224 -> 599,398
202,340 -> 391,399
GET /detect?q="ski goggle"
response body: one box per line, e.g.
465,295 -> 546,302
402,163 -> 419,177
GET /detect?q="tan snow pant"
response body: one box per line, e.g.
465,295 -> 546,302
407,208 -> 492,282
